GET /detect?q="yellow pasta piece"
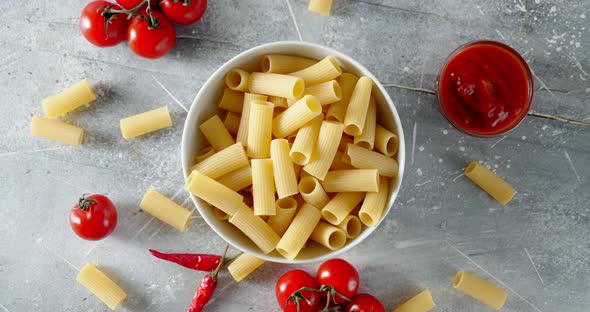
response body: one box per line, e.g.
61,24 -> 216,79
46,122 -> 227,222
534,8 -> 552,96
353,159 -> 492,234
185,171 -> 244,216
228,253 -> 266,282
229,205 -> 280,254
251,159 -> 276,216
346,144 -> 398,177
199,115 -> 235,151
308,0 -> 333,16
331,150 -> 354,170
465,162 -> 516,205
359,177 -> 389,227
248,72 -> 305,99
392,289 -> 435,312
290,114 -> 323,166
354,96 -> 376,149
42,79 -> 96,118
310,221 -> 346,250
289,56 -> 342,86
195,147 -> 215,164
261,54 -> 317,74
213,207 -> 230,221
344,77 -> 373,136
375,124 -> 399,156
140,189 -> 192,231
218,87 -> 244,113
120,106 -> 172,139
193,142 -> 249,179
236,93 -> 268,146
223,111 -> 241,136
225,69 -> 250,92
272,95 -> 322,138
30,116 -> 84,146
271,139 -> 299,198
268,96 -> 289,108
336,215 -> 362,239
321,192 -> 365,225
247,101 -> 274,158
276,203 -> 322,259
327,73 -> 359,122
298,176 -> 330,208
77,263 -> 127,310
304,80 -> 342,105
303,121 -> 344,180
453,271 -> 507,310
267,197 -> 298,236
321,169 -> 379,192
216,165 -> 252,192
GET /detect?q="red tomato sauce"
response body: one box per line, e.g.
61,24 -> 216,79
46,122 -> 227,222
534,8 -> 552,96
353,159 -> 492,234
437,41 -> 533,136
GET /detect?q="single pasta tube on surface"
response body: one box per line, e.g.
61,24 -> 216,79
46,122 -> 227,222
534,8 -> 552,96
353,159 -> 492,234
42,79 -> 96,118
465,162 -> 516,205
77,263 -> 127,310
308,0 -> 333,16
217,165 -> 253,192
200,115 -> 235,151
272,95 -> 322,138
344,76 -> 373,136
120,106 -> 172,139
453,271 -> 507,310
375,124 -> 399,156
298,176 -> 330,208
185,171 -> 244,216
193,142 -> 249,179
336,215 -> 362,239
229,205 -> 280,254
195,147 -> 215,164
303,121 -> 344,180
327,73 -> 359,122
248,72 -> 305,99
267,197 -> 298,236
304,80 -> 342,105
268,96 -> 289,108
276,203 -> 322,260
247,101 -> 274,158
223,111 -> 241,136
251,159 -> 276,216
236,93 -> 268,146
140,189 -> 193,231
354,96 -> 376,149
392,289 -> 435,312
289,56 -> 342,86
271,139 -> 299,198
228,253 -> 266,282
321,192 -> 365,225
261,54 -> 317,74
225,69 -> 250,92
213,207 -> 230,221
30,116 -> 84,146
290,114 -> 323,166
359,176 -> 389,227
218,88 -> 244,113
310,221 -> 346,250
321,169 -> 379,192
346,143 -> 399,177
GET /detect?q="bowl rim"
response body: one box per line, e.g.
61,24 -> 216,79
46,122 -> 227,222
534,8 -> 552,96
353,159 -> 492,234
181,41 -> 406,264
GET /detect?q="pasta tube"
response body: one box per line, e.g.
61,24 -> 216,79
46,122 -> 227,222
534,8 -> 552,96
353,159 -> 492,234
321,192 -> 365,225
304,80 -> 342,105
268,96 -> 289,108
271,139 -> 299,198
290,114 -> 323,166
359,177 -> 390,226
327,73 -> 359,122
336,215 -> 362,239
229,205 -> 280,254
261,54 -> 317,74
42,79 -> 96,118
120,106 -> 172,139
345,144 -> 398,177
193,142 -> 249,179
308,0 -> 333,16
199,115 -> 235,151
392,289 -> 435,312
30,116 -> 84,146
289,56 -> 342,86
276,203 -> 322,259
236,93 -> 268,146
303,121 -> 344,180
77,263 -> 127,310
453,271 -> 507,310
354,96 -> 376,149
321,169 -> 379,193
465,162 -> 516,205
247,100 -> 274,158
216,165 -> 252,192
298,176 -> 330,209
267,197 -> 298,236
223,111 -> 241,136
228,253 -> 266,282
251,159 -> 276,216
310,221 -> 346,250
218,87 -> 244,113
375,124 -> 398,156
248,72 -> 305,99
185,171 -> 243,216
272,95 -> 322,138
344,76 -> 372,136
140,189 -> 193,231
225,69 -> 250,92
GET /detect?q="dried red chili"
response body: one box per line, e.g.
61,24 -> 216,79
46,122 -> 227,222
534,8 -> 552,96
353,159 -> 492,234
149,249 -> 221,272
186,245 -> 229,312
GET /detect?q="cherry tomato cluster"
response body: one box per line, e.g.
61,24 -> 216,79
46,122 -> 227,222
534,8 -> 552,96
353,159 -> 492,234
276,259 -> 385,312
80,0 -> 207,58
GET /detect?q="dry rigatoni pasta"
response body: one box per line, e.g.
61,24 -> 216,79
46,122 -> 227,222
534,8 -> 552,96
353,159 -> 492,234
251,159 -> 276,216
199,115 -> 235,151
321,169 -> 379,192
465,162 -> 516,205
192,142 -> 249,179
120,106 -> 172,139
30,116 -> 84,146
268,96 -> 289,108
346,144 -> 398,177
218,88 -> 244,113
337,215 -> 362,239
229,205 -> 280,254
261,54 -> 317,74
344,77 -> 373,136
289,56 -> 342,86
213,207 -> 230,221
327,73 -> 359,122
248,72 -> 305,99
321,192 -> 365,225
354,96 -> 376,149
298,176 -> 330,208
77,263 -> 127,310
247,100 -> 274,158
273,95 -> 322,138
271,139 -> 299,198
453,271 -> 507,310
290,114 -> 323,166
43,79 -> 96,118
236,93 -> 268,146
310,221 -> 346,250
267,197 -> 298,236
304,80 -> 342,105
225,69 -> 250,92
140,189 -> 192,231
223,111 -> 241,136
216,165 -> 252,192
185,171 -> 244,216
228,253 -> 266,282
276,203 -> 322,260
392,289 -> 436,312
308,0 -> 333,16
303,121 -> 344,180
195,146 -> 215,163
359,176 -> 389,226
375,124 -> 399,156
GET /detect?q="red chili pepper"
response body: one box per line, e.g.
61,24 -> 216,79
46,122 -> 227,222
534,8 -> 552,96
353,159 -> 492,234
186,245 -> 229,312
149,249 -> 221,272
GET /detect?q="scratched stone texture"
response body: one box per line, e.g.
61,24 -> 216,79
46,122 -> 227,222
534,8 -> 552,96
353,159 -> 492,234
0,0 -> 588,311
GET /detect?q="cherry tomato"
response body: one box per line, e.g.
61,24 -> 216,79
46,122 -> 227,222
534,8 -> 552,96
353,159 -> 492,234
69,194 -> 118,240
127,9 -> 176,58
346,294 -> 385,312
116,0 -> 156,10
317,258 -> 360,305
160,0 -> 207,25
80,1 -> 128,47
276,270 -> 321,312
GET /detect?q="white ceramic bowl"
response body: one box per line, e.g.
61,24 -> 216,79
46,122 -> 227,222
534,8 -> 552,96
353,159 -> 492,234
182,41 -> 405,263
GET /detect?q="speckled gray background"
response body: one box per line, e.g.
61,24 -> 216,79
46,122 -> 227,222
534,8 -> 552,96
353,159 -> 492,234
1,0 -> 589,311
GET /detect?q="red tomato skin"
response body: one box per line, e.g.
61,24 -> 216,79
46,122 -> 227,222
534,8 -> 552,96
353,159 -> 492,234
127,10 -> 176,58
116,0 -> 156,10
346,294 -> 385,312
80,1 -> 128,47
276,270 -> 321,312
69,194 -> 118,240
160,0 -> 207,25
317,258 -> 360,305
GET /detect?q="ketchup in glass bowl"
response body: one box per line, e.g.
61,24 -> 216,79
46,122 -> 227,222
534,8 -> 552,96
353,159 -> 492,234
436,40 -> 534,137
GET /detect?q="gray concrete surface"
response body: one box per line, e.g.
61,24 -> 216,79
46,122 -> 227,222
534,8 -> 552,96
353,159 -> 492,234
1,0 -> 589,311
